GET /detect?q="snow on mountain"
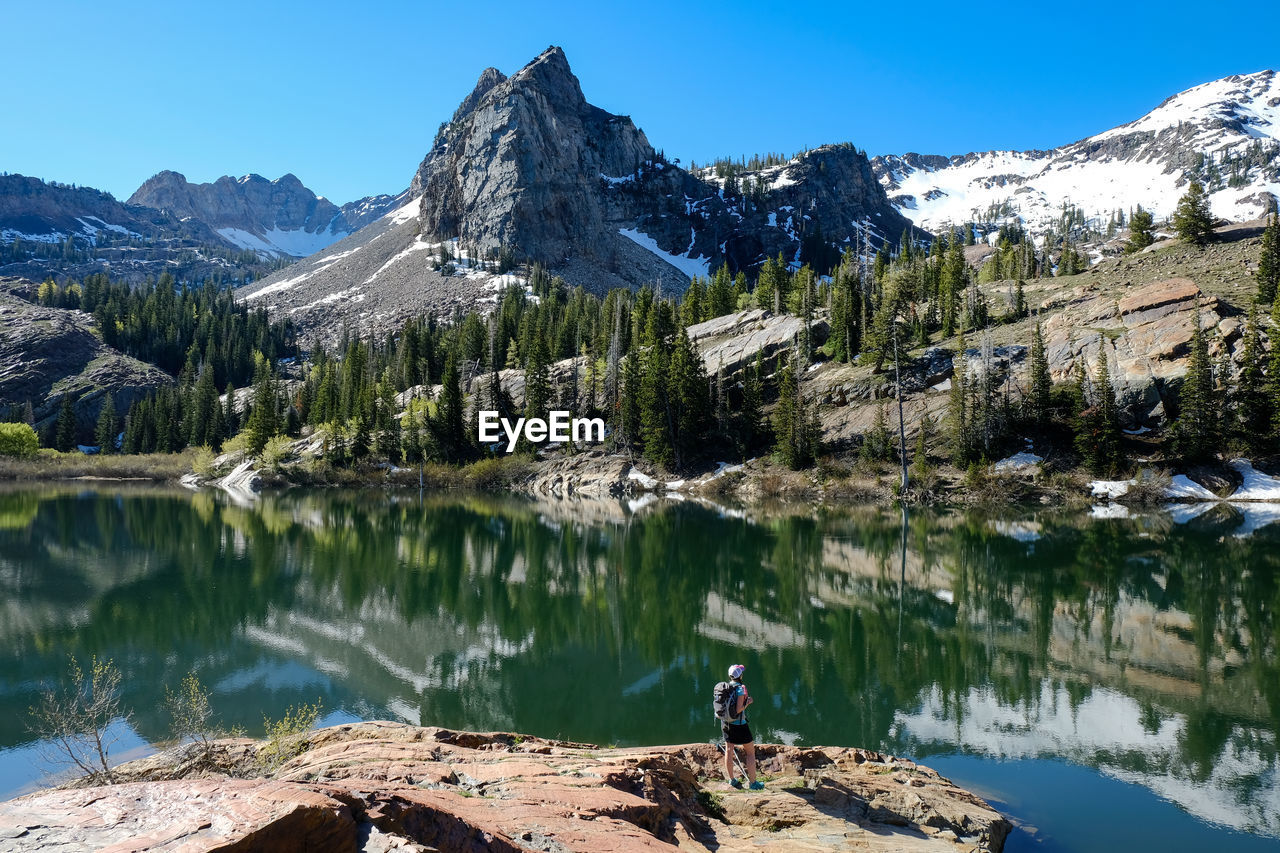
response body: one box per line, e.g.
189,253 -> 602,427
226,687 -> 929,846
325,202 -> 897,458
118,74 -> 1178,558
873,70 -> 1280,238
128,171 -> 406,259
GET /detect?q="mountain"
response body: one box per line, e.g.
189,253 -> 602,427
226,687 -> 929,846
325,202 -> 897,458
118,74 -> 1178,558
0,169 -> 405,285
872,70 -> 1280,238
128,171 -> 406,258
240,46 -> 912,342
0,173 -> 282,285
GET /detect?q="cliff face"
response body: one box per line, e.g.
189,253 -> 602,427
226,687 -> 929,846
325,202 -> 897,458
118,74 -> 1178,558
410,46 -> 655,265
408,46 -> 913,279
0,722 -> 1011,853
0,278 -> 171,440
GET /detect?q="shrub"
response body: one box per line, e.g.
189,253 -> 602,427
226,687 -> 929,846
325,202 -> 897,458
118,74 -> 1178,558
220,431 -> 251,456
28,655 -> 131,783
191,446 -> 217,477
255,701 -> 321,773
165,672 -> 216,763
260,435 -> 294,470
0,423 -> 39,458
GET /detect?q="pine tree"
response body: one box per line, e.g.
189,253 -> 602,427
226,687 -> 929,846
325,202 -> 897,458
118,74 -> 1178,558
1172,180 -> 1214,246
1174,313 -> 1217,460
772,353 -> 803,468
1257,214 -> 1279,303
94,393 -> 117,453
55,395 -> 77,452
1075,346 -> 1122,476
736,352 -> 764,457
1126,206 -> 1156,254
861,402 -> 894,463
433,350 -> 467,461
189,367 -> 218,448
1235,304 -> 1268,451
245,372 -> 279,455
620,350 -> 642,449
1027,323 -> 1052,427
669,324 -> 710,466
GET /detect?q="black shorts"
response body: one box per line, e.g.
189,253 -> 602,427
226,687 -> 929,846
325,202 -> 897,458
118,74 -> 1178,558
723,722 -> 753,745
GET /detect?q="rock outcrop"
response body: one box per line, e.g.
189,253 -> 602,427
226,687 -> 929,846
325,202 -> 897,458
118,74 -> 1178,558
0,278 -> 171,441
0,722 -> 1010,853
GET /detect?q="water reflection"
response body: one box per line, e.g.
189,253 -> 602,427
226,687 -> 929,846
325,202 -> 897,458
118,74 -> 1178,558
0,487 -> 1277,843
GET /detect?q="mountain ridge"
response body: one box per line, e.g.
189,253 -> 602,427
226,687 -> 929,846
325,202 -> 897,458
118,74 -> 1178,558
128,170 -> 406,258
872,69 -> 1280,239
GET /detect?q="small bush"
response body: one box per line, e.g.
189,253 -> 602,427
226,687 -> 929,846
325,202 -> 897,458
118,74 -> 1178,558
255,701 -> 321,773
28,655 -> 131,783
0,423 -> 39,458
259,435 -> 294,470
165,672 -> 216,763
191,446 -> 216,477
220,432 -> 251,457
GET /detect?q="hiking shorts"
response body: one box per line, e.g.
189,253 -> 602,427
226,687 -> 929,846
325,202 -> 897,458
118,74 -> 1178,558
723,722 -> 753,745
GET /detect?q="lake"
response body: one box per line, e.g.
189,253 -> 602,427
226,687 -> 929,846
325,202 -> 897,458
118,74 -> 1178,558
1,486 -> 1277,852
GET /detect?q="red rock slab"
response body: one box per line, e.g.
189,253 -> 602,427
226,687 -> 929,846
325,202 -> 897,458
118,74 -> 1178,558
0,779 -> 355,853
1118,278 -> 1201,323
367,786 -> 676,853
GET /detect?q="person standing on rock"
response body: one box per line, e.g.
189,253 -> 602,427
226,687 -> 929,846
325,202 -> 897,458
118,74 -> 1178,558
721,664 -> 763,790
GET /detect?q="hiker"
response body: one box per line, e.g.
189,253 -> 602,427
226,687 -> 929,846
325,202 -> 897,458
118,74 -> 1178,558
719,664 -> 763,790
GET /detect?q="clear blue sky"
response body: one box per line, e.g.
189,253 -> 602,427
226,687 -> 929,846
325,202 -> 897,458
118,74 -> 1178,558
5,1 -> 1276,205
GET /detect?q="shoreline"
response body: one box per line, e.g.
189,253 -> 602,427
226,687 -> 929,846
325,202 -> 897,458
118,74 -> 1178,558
0,721 -> 1012,852
3,444 -> 1279,512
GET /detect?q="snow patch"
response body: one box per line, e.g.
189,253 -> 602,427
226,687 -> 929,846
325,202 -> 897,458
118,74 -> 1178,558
1228,459 -> 1280,500
618,228 -> 711,281
993,451 -> 1042,474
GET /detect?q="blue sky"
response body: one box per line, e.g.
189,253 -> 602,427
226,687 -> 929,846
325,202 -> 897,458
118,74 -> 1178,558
5,1 -> 1276,205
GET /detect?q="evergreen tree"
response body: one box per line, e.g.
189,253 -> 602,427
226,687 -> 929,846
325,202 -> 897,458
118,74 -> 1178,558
432,350 -> 467,461
1027,323 -> 1052,427
55,395 -> 77,451
1074,346 -> 1122,476
860,402 -> 894,463
669,324 -> 710,466
620,350 -> 642,449
94,394 -> 117,453
736,352 -> 765,457
1257,214 -> 1279,303
244,372 -> 279,455
189,367 -> 219,448
375,372 -> 401,461
1235,304 -> 1269,451
772,352 -> 815,469
1126,206 -> 1156,254
1174,313 -> 1217,460
1172,179 -> 1214,246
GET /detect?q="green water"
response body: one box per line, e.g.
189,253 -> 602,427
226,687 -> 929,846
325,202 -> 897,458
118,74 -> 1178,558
1,487 -> 1278,852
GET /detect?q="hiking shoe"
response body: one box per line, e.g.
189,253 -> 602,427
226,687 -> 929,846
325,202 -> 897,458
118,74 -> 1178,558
729,778 -> 743,789
749,781 -> 765,791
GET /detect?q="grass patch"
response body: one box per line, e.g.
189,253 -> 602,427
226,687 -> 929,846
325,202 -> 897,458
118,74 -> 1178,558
0,449 -> 200,482
696,789 -> 726,821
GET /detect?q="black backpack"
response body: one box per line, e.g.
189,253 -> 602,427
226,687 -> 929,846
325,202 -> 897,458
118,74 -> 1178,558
712,680 -> 738,723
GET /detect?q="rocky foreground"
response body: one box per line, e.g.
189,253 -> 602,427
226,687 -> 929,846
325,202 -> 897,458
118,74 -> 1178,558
0,722 -> 1010,852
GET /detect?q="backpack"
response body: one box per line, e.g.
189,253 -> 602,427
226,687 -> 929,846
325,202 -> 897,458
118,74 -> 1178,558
712,681 -> 738,723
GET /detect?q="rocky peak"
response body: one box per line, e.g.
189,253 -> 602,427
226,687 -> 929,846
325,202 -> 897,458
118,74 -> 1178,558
410,45 -> 654,265
451,66 -> 507,123
128,170 -> 342,237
